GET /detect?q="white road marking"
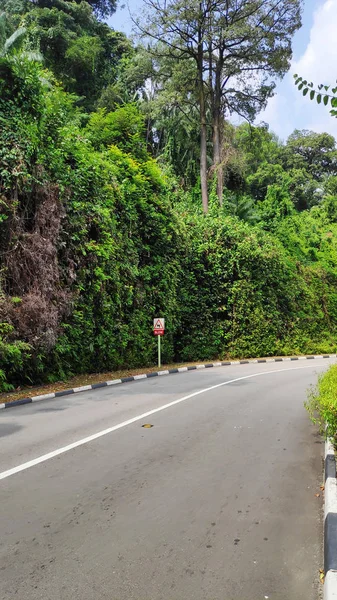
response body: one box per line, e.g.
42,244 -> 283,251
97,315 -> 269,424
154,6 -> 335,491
0,365 -> 322,481
32,392 -> 56,401
72,386 -> 91,394
106,379 -> 122,385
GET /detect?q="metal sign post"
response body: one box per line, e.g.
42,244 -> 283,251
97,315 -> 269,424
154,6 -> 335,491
158,333 -> 161,368
153,318 -> 165,368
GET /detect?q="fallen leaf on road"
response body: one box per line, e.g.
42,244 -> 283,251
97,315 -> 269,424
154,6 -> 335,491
315,493 -> 320,497
319,569 -> 325,584
320,485 -> 325,491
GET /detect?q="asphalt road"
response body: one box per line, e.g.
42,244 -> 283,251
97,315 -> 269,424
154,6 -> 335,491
0,360 -> 331,600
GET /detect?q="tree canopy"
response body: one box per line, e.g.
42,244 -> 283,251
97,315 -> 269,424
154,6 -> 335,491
136,0 -> 302,211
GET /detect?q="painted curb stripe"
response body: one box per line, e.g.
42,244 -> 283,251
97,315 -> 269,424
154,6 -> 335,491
325,570 -> 337,599
106,379 -> 122,386
72,386 -> 91,394
2,354 -> 336,410
324,437 -> 337,599
6,397 -> 32,407
91,382 -> 108,389
55,389 -> 74,398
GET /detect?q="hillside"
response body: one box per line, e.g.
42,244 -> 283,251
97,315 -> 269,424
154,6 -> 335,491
1,0 -> 337,391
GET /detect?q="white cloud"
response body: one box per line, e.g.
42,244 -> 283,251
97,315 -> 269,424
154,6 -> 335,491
254,94 -> 292,139
256,0 -> 337,141
293,0 -> 337,85
305,115 -> 337,137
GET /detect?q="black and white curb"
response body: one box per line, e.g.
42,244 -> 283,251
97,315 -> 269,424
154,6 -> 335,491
0,353 -> 335,411
325,437 -> 337,599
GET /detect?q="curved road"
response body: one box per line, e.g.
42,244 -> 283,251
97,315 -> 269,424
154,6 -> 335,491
0,359 -> 332,600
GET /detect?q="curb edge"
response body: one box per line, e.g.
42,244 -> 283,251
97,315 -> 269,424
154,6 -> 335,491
1,354 -> 335,411
325,437 -> 337,599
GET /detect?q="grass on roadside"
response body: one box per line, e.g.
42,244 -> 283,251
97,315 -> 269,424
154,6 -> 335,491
305,364 -> 337,443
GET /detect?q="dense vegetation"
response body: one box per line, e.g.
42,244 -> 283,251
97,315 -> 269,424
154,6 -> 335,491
306,365 -> 337,443
1,0 -> 337,391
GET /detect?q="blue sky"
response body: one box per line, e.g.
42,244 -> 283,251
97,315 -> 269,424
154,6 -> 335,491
108,0 -> 337,141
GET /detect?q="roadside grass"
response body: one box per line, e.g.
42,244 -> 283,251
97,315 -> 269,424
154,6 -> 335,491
305,364 -> 337,444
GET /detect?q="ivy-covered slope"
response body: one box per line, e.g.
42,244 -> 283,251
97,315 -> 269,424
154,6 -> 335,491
1,55 -> 337,391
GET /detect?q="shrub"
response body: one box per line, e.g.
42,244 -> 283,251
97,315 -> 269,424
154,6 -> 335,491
0,323 -> 31,391
305,364 -> 337,443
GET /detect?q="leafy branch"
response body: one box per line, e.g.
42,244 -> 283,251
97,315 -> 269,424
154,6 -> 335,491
293,74 -> 337,117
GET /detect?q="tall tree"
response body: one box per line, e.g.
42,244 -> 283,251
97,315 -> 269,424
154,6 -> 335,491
25,0 -> 117,19
235,123 -> 280,175
13,1 -> 132,109
208,1 -> 302,203
137,0 -> 302,212
280,129 -> 337,180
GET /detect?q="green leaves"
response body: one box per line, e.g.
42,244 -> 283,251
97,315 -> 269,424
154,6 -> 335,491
294,74 -> 337,117
305,365 -> 337,442
2,3 -> 337,390
18,2 -> 132,111
1,26 -> 26,56
0,324 -> 31,392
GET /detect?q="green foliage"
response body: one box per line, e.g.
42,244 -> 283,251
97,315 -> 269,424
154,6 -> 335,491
294,75 -> 337,118
2,1 -> 337,392
20,1 -> 132,109
0,323 -> 31,391
280,129 -> 337,180
86,105 -> 148,158
258,183 -> 295,228
235,123 -> 280,175
82,0 -> 117,19
305,365 -> 337,443
247,163 -> 286,201
173,208 -> 337,361
224,193 -> 259,224
324,195 -> 337,223
245,128 -> 334,211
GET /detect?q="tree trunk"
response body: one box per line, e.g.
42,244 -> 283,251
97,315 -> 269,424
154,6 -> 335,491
200,90 -> 208,214
198,23 -> 208,214
213,112 -> 223,204
213,62 -> 223,205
